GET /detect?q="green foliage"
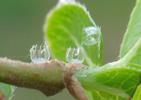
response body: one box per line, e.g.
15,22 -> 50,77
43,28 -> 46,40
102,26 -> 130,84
133,85 -> 141,100
1,0 -> 141,99
75,37 -> 141,99
120,0 -> 141,57
75,37 -> 141,100
119,0 -> 141,99
43,0 -> 141,99
75,64 -> 140,100
44,1 -> 103,66
120,38 -> 141,69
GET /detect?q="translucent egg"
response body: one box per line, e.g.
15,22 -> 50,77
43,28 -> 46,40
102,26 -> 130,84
60,0 -> 75,3
82,26 -> 100,46
66,47 -> 84,64
30,42 -> 50,63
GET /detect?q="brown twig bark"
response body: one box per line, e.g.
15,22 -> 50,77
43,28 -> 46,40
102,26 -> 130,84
0,58 -> 65,96
0,58 -> 87,100
64,64 -> 88,100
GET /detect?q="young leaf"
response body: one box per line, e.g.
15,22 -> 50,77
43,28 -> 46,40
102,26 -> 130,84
80,38 -> 141,100
44,1 -> 103,66
75,63 -> 140,100
133,84 -> 141,100
120,38 -> 141,69
120,0 -> 141,57
76,37 -> 141,100
119,0 -> 141,99
76,37 -> 141,99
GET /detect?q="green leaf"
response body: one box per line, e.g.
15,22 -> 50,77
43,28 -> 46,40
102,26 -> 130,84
75,63 -> 140,100
77,39 -> 141,100
44,0 -> 141,99
133,84 -> 141,100
44,1 -> 103,66
0,83 -> 15,100
120,38 -> 141,70
120,0 -> 141,57
76,37 -> 141,100
119,0 -> 141,99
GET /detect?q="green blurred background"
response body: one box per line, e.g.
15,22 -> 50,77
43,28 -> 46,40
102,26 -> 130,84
0,0 -> 135,100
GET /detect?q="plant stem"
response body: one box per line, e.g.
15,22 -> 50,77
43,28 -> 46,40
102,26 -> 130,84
0,58 -> 65,96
